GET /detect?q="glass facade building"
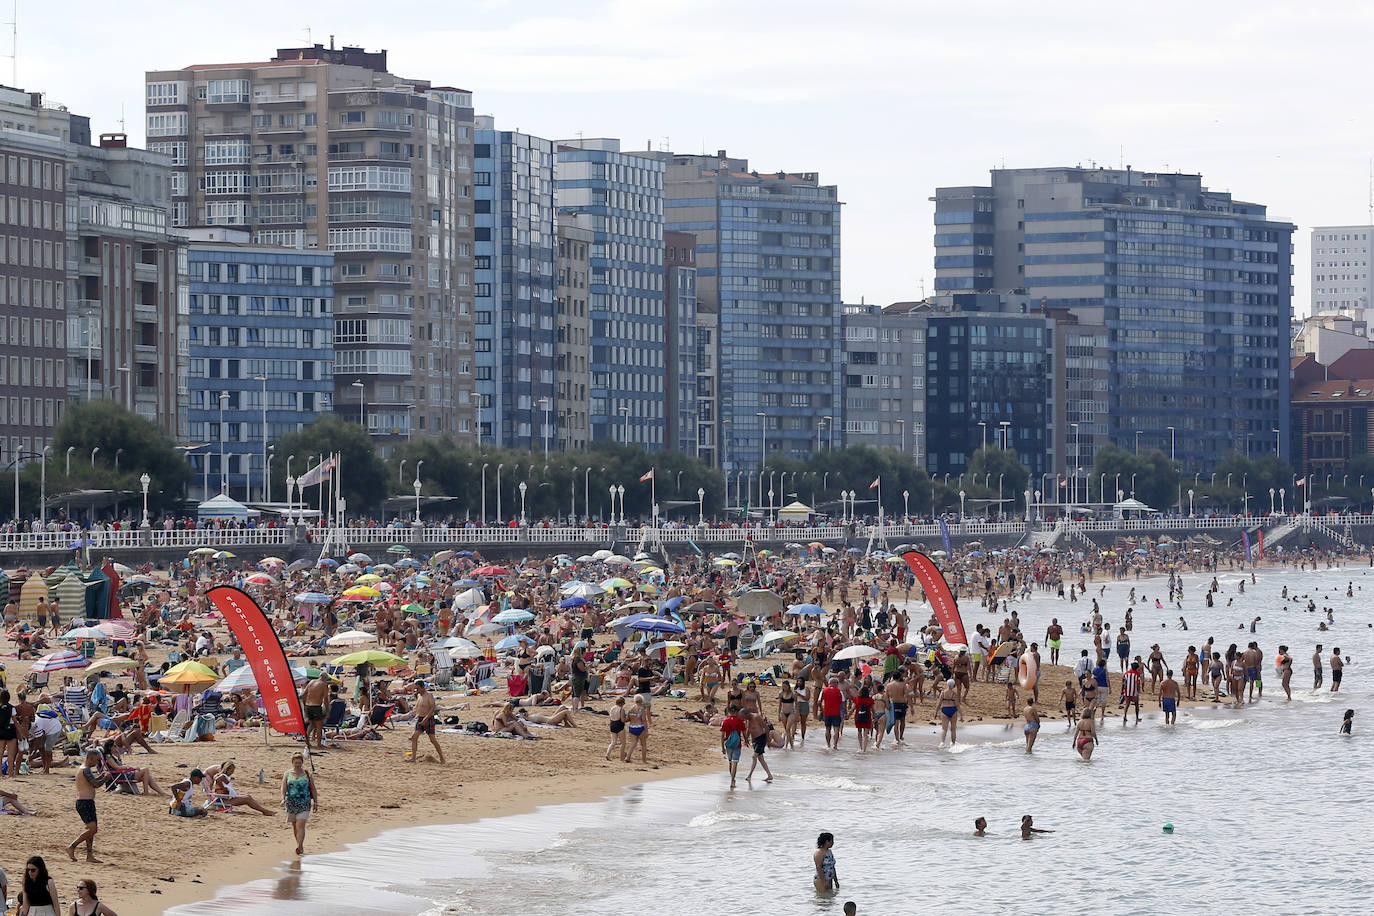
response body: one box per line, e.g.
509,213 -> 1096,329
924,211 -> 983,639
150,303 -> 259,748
186,235 -> 333,499
656,151 -> 840,471
934,167 -> 1294,471
474,120 -> 557,450
554,139 -> 665,447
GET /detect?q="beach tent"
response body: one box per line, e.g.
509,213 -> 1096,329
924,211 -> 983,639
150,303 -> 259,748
776,501 -> 814,523
83,566 -> 111,620
196,494 -> 249,521
52,565 -> 92,618
18,573 -> 49,624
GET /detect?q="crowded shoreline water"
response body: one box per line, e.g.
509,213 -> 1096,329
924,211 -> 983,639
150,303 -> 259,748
169,563 -> 1371,916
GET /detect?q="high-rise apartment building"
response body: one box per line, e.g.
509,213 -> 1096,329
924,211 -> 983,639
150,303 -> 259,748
934,167 -> 1293,471
183,228 -> 334,499
473,118 -> 556,450
554,219 -> 592,452
695,308 -> 719,467
655,150 -> 841,472
665,230 -> 698,456
67,133 -> 186,438
0,126 -> 67,458
839,303 -> 926,462
1311,226 -> 1373,317
554,139 -> 665,447
146,44 -> 476,452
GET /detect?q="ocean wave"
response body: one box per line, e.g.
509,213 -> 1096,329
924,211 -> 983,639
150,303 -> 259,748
785,772 -> 880,792
688,810 -> 768,828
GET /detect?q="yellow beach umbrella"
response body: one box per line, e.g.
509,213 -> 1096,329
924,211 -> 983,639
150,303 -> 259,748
355,573 -> 383,584
344,585 -> 381,598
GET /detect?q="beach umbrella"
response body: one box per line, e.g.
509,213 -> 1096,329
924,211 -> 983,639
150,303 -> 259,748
86,656 -> 138,674
58,625 -> 109,641
719,552 -> 742,561
287,559 -> 313,572
455,550 -> 475,558
387,544 -> 411,555
30,650 -> 90,673
747,630 -> 799,653
189,547 -> 217,556
555,555 -> 575,567
683,600 -> 715,614
833,644 -> 881,661
784,543 -> 804,550
431,550 -> 455,564
713,558 -> 738,568
638,583 -> 661,595
318,558 -> 340,568
629,617 -> 686,635
845,547 -> 863,555
660,596 -> 686,612
243,573 -> 278,586
212,551 -> 236,560
558,596 -> 588,609
493,634 -> 535,652
617,600 -> 655,612
433,636 -> 480,652
600,577 -> 633,590
326,630 -> 375,647
259,557 -> 286,567
337,563 -> 362,574
820,547 -> 838,555
158,666 -> 218,689
473,565 -> 510,577
575,555 -> 596,563
456,578 -> 481,587
372,564 -> 396,573
355,573 -> 383,584
400,603 -> 428,616
493,608 -> 535,625
787,603 -> 825,616
348,552 -> 374,564
343,585 -> 381,598
96,620 -> 137,641
396,558 -> 423,569
930,550 -> 948,558
565,582 -> 606,599
736,589 -> 786,617
167,660 -> 219,678
123,574 -> 158,585
215,664 -> 308,693
591,549 -> 614,561
110,562 -> 135,576
633,552 -> 654,560
638,567 -> 665,578
294,592 -> 333,604
885,556 -> 906,564
332,649 -> 407,667
603,555 -> 634,566
968,551 -> 985,558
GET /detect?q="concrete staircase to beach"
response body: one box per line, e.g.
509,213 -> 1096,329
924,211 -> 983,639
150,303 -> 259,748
1301,517 -> 1355,548
1261,518 -> 1302,551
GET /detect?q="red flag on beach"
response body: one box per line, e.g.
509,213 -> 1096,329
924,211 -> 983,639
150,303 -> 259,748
207,585 -> 305,735
900,549 -> 969,647
868,477 -> 880,490
639,469 -> 654,482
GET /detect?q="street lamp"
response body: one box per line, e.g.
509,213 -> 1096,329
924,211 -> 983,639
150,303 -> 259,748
1279,488 -> 1286,514
352,379 -> 365,428
114,448 -> 124,471
609,484 -> 617,525
1130,473 -> 1136,497
978,421 -> 987,453
285,475 -> 296,524
1135,430 -> 1141,454
255,374 -> 268,501
91,446 -> 99,467
1272,427 -> 1280,454
65,446 -> 75,477
1188,488 -> 1194,517
902,489 -> 910,519
959,489 -> 966,522
139,472 -> 151,528
266,446 -> 275,503
1269,488 -> 1275,514
496,463 -> 504,522
414,478 -> 423,525
697,487 -> 706,526
539,397 -> 551,457
1071,422 -> 1080,507
480,463 -> 489,525
998,474 -> 1004,519
616,484 -> 625,525
399,459 -> 407,486
824,414 -> 835,451
218,391 -> 229,494
999,420 -> 1010,450
676,470 -> 684,494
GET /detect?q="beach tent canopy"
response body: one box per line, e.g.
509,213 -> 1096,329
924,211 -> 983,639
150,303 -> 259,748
1113,498 -> 1158,514
197,494 -> 250,520
776,501 -> 814,522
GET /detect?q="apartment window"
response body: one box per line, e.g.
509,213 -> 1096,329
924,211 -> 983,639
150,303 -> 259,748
338,110 -> 365,125
204,139 -> 251,165
145,81 -> 183,106
146,112 -> 187,137
206,79 -> 250,104
148,141 -> 187,166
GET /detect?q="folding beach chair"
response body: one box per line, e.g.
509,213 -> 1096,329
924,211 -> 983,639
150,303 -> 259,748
367,703 -> 395,730
322,698 -> 349,736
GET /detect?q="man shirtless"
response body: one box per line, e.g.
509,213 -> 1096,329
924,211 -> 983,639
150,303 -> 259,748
302,675 -> 330,749
1313,644 -> 1324,690
886,675 -> 909,743
1159,670 -> 1181,725
1330,648 -> 1343,693
409,680 -> 445,763
1044,619 -> 1063,666
68,749 -> 106,863
1022,701 -> 1041,753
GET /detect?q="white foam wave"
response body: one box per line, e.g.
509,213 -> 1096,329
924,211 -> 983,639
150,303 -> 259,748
785,772 -> 879,792
688,810 -> 767,828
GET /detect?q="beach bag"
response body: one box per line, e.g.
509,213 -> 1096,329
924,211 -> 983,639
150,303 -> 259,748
724,730 -> 741,751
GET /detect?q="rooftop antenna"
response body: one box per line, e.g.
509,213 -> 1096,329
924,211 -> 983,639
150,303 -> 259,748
1367,158 -> 1372,225
304,26 -> 312,45
5,0 -> 15,87
118,103 -> 125,133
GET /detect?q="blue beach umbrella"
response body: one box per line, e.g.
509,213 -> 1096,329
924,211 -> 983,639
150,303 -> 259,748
629,617 -> 686,635
494,634 -> 535,652
559,596 -> 588,609
787,603 -> 825,617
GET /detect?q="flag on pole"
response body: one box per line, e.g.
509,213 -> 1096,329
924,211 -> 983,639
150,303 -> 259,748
298,455 -> 337,489
1295,477 -> 1306,486
1059,479 -> 1067,488
868,477 -> 880,490
639,469 -> 655,483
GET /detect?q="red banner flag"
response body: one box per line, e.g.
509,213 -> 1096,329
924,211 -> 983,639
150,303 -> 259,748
900,549 -> 969,648
207,585 -> 305,735
1257,530 -> 1265,560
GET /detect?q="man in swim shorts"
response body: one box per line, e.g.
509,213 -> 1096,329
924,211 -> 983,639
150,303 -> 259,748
1313,644 -> 1323,690
409,680 -> 445,764
886,676 -> 908,744
302,674 -> 330,749
820,677 -> 844,749
1120,661 -> 1142,725
1159,669 -> 1180,725
1045,619 -> 1063,666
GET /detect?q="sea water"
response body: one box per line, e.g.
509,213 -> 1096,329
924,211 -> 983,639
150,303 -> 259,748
170,563 -> 1373,915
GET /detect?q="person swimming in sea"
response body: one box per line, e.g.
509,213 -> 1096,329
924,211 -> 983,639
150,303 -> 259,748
814,832 -> 839,893
1340,709 -> 1354,735
1021,815 -> 1054,839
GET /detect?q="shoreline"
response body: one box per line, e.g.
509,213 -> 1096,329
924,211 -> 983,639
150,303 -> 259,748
159,759 -> 715,914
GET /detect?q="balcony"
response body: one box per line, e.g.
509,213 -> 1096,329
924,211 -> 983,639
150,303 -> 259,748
327,150 -> 409,162
134,261 -> 158,278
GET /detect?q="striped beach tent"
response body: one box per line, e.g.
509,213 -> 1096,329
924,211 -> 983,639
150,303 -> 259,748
18,573 -> 49,624
53,569 -> 91,619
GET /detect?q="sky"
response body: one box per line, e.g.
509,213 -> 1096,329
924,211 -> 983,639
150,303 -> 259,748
18,0 -> 1374,315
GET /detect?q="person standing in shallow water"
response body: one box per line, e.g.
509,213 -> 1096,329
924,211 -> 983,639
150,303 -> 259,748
813,832 -> 839,893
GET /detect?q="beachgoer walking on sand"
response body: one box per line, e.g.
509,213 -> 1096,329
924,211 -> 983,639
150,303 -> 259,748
623,695 -> 651,763
281,751 -> 318,855
67,750 -> 105,863
813,832 -> 839,894
409,680 -> 445,764
605,697 -> 627,760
